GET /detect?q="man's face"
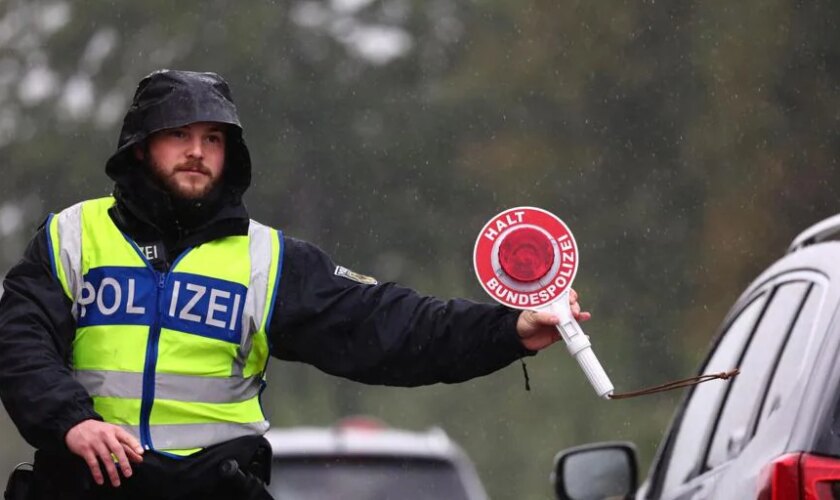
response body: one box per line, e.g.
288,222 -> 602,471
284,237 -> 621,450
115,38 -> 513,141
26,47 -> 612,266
143,122 -> 226,200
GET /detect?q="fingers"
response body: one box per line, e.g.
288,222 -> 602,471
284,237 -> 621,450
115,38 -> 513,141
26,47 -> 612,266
82,448 -> 105,487
124,445 -> 145,464
569,288 -> 591,322
529,308 -> 590,325
106,434 -> 133,480
528,310 -> 560,326
123,445 -> 144,464
116,428 -> 144,463
67,421 -> 142,488
517,310 -> 561,351
518,292 -> 592,351
571,301 -> 591,322
115,426 -> 142,452
92,440 -> 121,487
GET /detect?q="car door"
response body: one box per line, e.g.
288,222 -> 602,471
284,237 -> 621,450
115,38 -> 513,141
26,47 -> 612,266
704,281 -> 812,469
647,277 -> 813,499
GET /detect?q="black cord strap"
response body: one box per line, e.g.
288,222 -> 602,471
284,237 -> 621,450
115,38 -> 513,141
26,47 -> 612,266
520,359 -> 531,391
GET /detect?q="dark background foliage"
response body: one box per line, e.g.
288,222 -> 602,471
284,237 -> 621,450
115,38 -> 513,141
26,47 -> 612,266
1,1 -> 839,497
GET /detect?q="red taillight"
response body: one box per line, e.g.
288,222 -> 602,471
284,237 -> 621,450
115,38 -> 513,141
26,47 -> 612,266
802,454 -> 840,499
757,454 -> 800,500
758,453 -> 840,500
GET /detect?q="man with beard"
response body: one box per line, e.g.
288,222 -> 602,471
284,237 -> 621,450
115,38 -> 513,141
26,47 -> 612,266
0,70 -> 589,499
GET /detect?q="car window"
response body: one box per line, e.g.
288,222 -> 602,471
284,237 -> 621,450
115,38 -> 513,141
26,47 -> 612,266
756,283 -> 821,432
658,294 -> 768,494
705,281 -> 810,468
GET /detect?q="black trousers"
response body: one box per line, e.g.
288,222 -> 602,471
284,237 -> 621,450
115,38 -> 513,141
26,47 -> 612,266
25,436 -> 273,500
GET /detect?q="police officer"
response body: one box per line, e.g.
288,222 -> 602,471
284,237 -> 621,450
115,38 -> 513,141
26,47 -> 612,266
0,70 -> 588,499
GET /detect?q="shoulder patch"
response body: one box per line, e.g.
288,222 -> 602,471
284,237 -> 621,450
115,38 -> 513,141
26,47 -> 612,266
334,265 -> 378,285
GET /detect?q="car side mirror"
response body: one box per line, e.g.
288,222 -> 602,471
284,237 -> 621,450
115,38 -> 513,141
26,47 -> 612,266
552,442 -> 638,500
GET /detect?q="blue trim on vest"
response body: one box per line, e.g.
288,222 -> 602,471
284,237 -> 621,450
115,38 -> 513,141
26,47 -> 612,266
140,269 -> 167,451
90,226 -> 266,453
116,227 -> 196,452
45,214 -> 59,284
149,251 -> 192,451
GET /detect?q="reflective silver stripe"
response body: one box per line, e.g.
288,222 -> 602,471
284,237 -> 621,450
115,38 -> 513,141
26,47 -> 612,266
75,370 -> 262,404
55,202 -> 84,319
233,221 -> 274,376
149,421 -> 269,450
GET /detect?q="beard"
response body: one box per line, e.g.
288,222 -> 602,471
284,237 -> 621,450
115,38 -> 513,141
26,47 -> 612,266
149,158 -> 222,201
137,157 -> 228,230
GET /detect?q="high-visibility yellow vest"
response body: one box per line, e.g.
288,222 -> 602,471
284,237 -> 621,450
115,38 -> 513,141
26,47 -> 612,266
46,197 -> 282,456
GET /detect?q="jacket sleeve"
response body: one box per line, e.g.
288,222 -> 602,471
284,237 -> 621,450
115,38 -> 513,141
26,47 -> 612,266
0,225 -> 101,451
268,236 -> 533,386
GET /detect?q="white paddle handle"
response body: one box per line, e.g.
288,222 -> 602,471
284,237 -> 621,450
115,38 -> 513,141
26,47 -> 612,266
543,294 -> 614,399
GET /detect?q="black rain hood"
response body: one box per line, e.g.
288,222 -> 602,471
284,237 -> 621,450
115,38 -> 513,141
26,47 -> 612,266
105,69 -> 252,235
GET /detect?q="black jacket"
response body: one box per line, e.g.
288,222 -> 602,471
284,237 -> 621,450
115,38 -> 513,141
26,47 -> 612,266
0,70 -> 528,454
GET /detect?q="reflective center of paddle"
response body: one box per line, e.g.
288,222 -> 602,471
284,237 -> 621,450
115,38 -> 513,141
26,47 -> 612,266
498,227 -> 555,282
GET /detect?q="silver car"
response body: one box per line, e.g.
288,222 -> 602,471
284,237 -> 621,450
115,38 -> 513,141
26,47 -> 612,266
553,213 -> 840,499
264,419 -> 489,500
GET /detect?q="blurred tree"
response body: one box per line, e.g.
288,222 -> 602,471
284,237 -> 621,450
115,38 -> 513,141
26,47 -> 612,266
1,0 -> 840,498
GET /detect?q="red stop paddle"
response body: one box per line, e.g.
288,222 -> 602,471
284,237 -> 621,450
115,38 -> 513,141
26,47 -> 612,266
474,207 -> 614,398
